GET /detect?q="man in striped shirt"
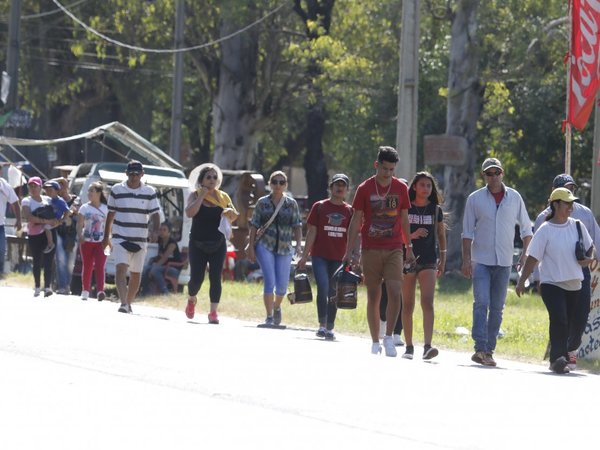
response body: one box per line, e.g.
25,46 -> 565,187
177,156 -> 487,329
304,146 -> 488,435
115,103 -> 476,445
102,160 -> 161,313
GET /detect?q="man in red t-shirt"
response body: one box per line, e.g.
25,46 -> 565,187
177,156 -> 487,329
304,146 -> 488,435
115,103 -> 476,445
298,174 -> 355,341
343,146 -> 415,356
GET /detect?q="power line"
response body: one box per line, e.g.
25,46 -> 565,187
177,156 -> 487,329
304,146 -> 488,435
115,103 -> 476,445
52,0 -> 290,54
0,0 -> 89,22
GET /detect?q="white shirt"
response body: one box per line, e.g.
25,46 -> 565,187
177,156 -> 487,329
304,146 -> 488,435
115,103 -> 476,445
462,185 -> 532,267
527,218 -> 593,288
79,202 -> 108,243
0,177 -> 18,225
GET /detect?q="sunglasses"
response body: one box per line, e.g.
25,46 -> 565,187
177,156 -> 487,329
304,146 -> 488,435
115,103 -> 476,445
484,170 -> 502,177
270,179 -> 286,186
204,174 -> 218,180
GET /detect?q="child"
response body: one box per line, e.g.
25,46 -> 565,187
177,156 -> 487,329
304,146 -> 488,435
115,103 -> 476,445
41,180 -> 69,253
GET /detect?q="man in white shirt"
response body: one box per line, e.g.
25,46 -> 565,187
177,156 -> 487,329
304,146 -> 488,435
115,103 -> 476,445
0,174 -> 22,277
534,173 -> 600,369
462,158 -> 532,367
102,160 -> 160,313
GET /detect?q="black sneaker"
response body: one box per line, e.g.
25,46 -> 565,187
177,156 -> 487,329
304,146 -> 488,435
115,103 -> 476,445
402,345 -> 414,360
423,345 -> 439,360
316,327 -> 327,338
97,291 -> 106,302
324,330 -> 336,341
44,288 -> 53,298
550,356 -> 570,374
273,308 -> 282,326
118,304 -> 131,314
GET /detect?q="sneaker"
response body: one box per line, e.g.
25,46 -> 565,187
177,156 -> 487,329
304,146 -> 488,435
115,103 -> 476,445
34,287 -> 41,297
97,291 -> 106,302
324,330 -> 336,341
393,333 -> 405,346
567,351 -> 577,370
371,342 -> 382,354
273,307 -> 282,326
316,327 -> 327,338
423,345 -> 439,360
185,297 -> 196,319
81,290 -> 89,301
43,243 -> 55,254
383,336 -> 397,357
118,303 -> 130,314
402,345 -> 414,360
484,352 -> 497,367
550,356 -> 570,374
379,320 -> 386,339
265,316 -> 274,326
44,288 -> 53,298
471,351 -> 487,365
208,311 -> 219,324
57,288 -> 70,295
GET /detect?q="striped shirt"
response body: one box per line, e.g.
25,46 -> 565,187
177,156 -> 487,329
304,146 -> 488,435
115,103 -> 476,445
107,181 -> 160,245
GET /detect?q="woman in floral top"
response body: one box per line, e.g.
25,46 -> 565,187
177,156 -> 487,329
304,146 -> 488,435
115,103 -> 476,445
248,171 -> 302,326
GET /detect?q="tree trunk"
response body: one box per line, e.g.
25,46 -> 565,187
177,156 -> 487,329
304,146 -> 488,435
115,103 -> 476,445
443,0 -> 483,271
213,6 -> 259,170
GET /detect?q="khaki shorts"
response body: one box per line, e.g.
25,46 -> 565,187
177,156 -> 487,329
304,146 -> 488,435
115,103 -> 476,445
112,241 -> 147,273
361,248 -> 404,286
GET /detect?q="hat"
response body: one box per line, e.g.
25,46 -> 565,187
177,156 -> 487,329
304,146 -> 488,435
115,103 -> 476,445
549,187 -> 578,203
126,160 -> 144,174
330,173 -> 350,186
28,176 -> 42,186
43,180 -> 60,190
481,158 -> 503,172
552,173 -> 577,189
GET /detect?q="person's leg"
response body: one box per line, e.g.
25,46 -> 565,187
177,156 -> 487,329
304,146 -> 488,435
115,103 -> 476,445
79,241 -> 94,292
255,243 -> 276,318
44,229 -> 54,248
540,283 -> 570,363
379,282 -> 388,322
366,282 -> 383,342
94,243 -> 107,293
187,248 -> 208,298
418,269 -> 437,346
0,225 -> 6,275
115,263 -> 129,304
568,268 -> 590,352
55,234 -> 69,291
311,256 -> 330,327
400,272 -> 417,346
325,259 -> 341,331
486,265 -> 511,353
42,229 -> 56,290
273,252 -> 293,322
28,234 -> 44,289
150,264 -> 169,294
127,272 -> 142,303
361,250 -> 384,343
471,263 -> 492,352
385,280 -> 402,337
206,244 -> 227,312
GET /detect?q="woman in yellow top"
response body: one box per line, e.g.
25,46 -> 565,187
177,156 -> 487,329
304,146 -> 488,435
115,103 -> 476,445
184,164 -> 238,324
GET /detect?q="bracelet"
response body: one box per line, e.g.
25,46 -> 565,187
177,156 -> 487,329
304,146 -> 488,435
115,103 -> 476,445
440,250 -> 447,253
407,243 -> 413,248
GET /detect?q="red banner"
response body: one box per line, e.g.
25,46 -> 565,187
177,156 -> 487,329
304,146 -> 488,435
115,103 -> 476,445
568,0 -> 600,130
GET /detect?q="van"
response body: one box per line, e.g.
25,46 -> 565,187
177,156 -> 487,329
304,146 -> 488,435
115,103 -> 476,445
69,162 -> 192,286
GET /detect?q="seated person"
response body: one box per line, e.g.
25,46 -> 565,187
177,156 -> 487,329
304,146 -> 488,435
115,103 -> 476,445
35,181 -> 69,253
140,222 -> 182,295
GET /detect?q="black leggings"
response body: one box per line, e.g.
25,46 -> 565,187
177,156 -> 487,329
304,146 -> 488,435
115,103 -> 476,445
28,231 -> 56,289
568,268 -> 591,352
187,242 -> 226,303
540,283 -> 580,363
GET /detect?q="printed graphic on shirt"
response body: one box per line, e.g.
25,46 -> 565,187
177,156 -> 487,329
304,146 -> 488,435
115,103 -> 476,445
409,212 -> 433,225
324,212 -> 347,238
368,194 -> 400,238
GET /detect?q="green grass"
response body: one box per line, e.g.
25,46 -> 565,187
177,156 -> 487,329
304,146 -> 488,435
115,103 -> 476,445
0,271 -> 563,366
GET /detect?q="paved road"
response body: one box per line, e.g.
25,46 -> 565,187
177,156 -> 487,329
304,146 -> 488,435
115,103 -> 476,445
0,286 -> 596,450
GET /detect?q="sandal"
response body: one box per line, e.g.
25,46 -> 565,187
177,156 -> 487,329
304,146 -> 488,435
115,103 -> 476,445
185,296 -> 197,319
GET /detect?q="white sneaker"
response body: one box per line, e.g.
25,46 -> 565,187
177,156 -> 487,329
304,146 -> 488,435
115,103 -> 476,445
371,342 -> 382,355
81,290 -> 89,301
34,287 -> 41,297
383,336 -> 397,357
379,320 -> 386,339
393,334 -> 405,346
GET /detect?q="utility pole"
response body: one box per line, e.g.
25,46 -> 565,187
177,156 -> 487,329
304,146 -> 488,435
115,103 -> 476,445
396,0 -> 420,181
169,0 -> 185,162
5,0 -> 22,115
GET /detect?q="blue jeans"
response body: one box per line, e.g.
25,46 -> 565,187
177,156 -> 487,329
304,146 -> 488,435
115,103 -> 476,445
0,225 -> 6,274
311,256 -> 340,329
55,234 -> 76,291
472,263 -> 511,353
255,242 -> 293,296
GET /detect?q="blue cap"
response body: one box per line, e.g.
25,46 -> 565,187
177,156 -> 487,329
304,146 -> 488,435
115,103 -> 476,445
552,173 -> 577,189
43,180 -> 60,190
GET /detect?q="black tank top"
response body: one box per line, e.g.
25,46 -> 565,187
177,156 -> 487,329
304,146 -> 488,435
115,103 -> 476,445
190,203 -> 223,242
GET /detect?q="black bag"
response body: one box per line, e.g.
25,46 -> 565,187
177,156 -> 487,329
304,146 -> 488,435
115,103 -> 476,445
193,236 -> 225,254
120,241 -> 142,253
31,204 -> 55,220
575,221 -> 587,261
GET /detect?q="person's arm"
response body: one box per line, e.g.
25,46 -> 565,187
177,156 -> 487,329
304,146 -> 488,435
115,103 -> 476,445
149,212 -> 160,243
516,255 -> 538,297
10,200 -> 22,231
101,211 -> 115,249
76,212 -> 85,242
155,242 -> 176,266
294,224 -> 303,257
343,209 -> 362,264
400,208 -> 415,264
461,238 -> 473,278
297,224 -> 317,269
518,235 -> 532,271
185,189 -> 208,218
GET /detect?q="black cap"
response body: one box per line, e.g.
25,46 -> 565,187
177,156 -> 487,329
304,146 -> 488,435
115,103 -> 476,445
552,173 -> 577,189
330,173 -> 350,186
126,160 -> 143,174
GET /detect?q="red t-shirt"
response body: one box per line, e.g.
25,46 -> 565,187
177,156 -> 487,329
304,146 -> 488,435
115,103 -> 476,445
352,176 -> 411,250
306,199 -> 353,261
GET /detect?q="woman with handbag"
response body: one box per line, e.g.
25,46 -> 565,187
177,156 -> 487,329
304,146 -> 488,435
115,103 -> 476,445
76,182 -> 109,301
185,164 -> 238,324
248,171 -> 302,327
400,172 -> 446,360
516,188 -> 595,374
